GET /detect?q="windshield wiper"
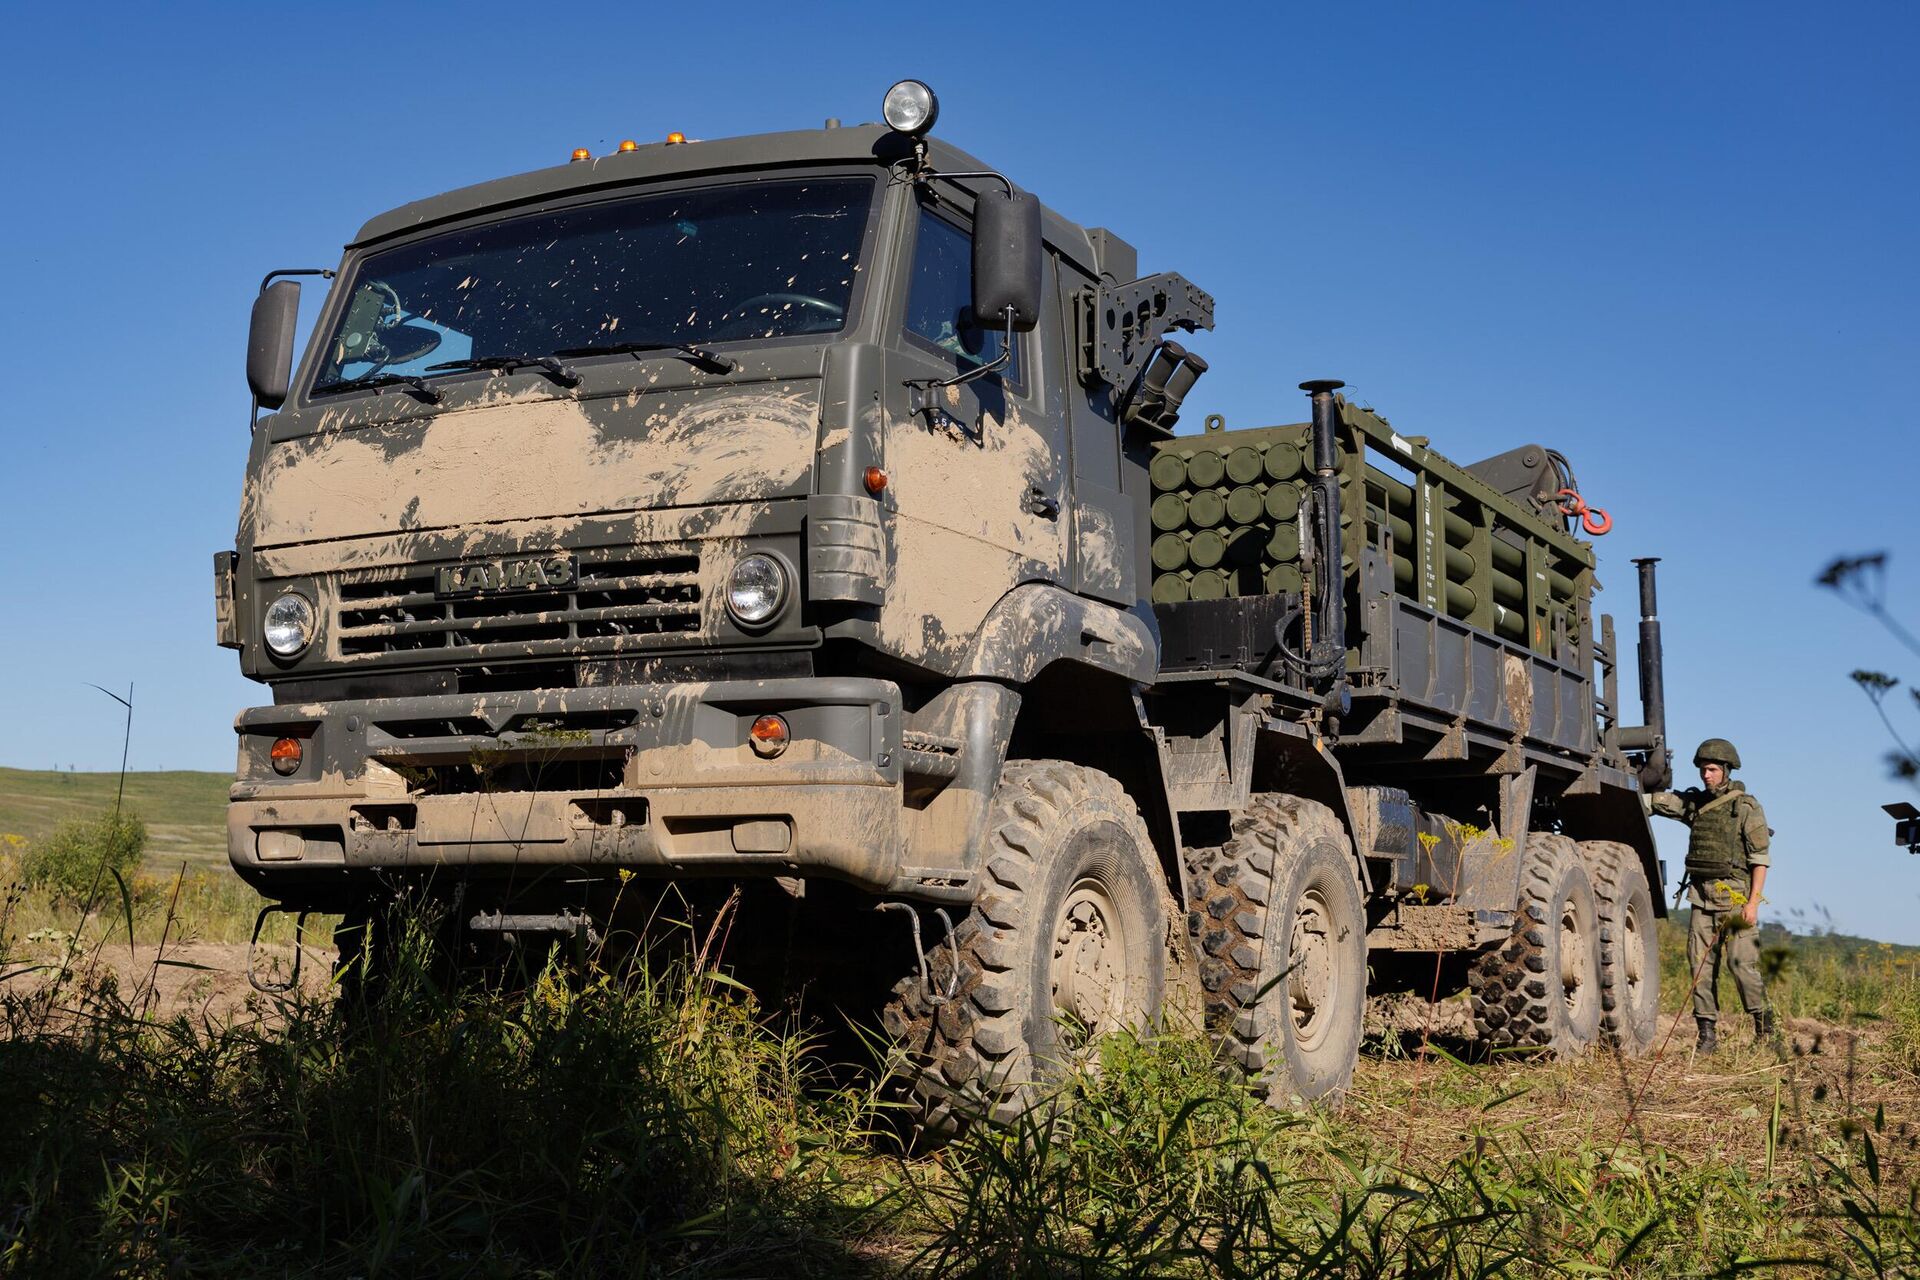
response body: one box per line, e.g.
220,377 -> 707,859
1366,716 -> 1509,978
553,341 -> 736,374
312,373 -> 442,404
425,354 -> 582,388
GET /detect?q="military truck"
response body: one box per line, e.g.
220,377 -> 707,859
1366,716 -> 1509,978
222,80 -> 1672,1128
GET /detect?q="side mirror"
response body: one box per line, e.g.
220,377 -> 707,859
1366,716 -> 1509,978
247,280 -> 301,410
973,188 -> 1042,334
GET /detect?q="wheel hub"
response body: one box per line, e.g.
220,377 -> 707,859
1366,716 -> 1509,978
1289,888 -> 1338,1052
1560,897 -> 1593,1018
1052,881 -> 1128,1035
1623,898 -> 1646,1005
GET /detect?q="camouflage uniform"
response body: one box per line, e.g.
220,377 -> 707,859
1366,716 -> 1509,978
1649,779 -> 1772,1022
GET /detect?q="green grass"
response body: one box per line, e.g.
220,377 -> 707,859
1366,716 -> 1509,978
4,883 -> 1920,1276
0,766 -> 228,872
5,782 -> 1920,1275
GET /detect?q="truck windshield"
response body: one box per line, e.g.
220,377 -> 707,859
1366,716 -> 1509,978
311,176 -> 873,394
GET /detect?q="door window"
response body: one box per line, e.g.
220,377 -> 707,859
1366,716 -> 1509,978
903,207 -> 1023,390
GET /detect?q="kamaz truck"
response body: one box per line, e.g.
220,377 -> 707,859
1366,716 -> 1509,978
221,80 -> 1672,1128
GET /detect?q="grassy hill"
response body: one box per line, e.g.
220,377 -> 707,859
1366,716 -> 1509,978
0,765 -> 229,871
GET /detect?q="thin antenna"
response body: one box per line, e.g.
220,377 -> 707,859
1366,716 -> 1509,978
87,682 -> 133,821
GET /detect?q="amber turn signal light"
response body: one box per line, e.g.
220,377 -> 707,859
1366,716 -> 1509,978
863,467 -> 888,495
570,147 -> 592,162
270,737 -> 303,776
748,714 -> 790,758
617,139 -> 639,153
666,131 -> 687,144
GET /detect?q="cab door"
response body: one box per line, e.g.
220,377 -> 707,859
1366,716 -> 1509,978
879,195 -> 1068,671
1057,256 -> 1133,606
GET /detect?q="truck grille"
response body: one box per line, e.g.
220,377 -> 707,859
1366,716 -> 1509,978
333,552 -> 701,658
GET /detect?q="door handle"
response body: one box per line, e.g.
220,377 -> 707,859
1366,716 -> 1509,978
1024,487 -> 1061,520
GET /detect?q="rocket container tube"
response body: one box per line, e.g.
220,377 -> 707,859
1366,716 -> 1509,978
1549,566 -> 1579,599
1149,451 -> 1190,491
1392,553 -> 1414,591
1224,525 -> 1267,566
1186,489 -> 1227,529
1444,580 -> 1477,617
1186,450 -> 1226,488
1443,543 -> 1476,579
1264,563 -> 1304,594
1226,485 -> 1266,526
1490,564 -> 1527,607
1190,569 -> 1230,601
1368,467 -> 1415,510
1226,446 -> 1266,485
1189,529 -> 1228,569
1266,524 -> 1301,562
1265,482 -> 1301,522
1442,507 -> 1475,546
1151,532 -> 1191,572
1489,537 -> 1525,574
1151,573 -> 1192,604
1150,493 -> 1187,531
1264,441 -> 1303,481
1494,607 -> 1527,643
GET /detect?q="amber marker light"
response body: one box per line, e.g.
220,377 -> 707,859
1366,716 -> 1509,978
666,131 -> 687,144
570,147 -> 592,162
748,714 -> 790,758
270,737 -> 303,776
863,467 -> 889,495
617,139 -> 639,153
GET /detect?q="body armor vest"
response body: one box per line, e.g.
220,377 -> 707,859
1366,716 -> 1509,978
1684,789 -> 1750,884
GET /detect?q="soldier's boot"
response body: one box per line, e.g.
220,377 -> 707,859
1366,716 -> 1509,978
1753,1009 -> 1775,1041
1695,1016 -> 1717,1055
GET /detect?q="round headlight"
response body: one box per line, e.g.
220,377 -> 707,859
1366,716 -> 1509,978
726,554 -> 788,626
263,592 -> 316,657
882,80 -> 939,136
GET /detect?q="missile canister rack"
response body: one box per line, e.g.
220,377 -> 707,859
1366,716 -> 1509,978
1149,403 -> 1594,662
1147,417 -> 1310,605
1151,395 -> 1610,773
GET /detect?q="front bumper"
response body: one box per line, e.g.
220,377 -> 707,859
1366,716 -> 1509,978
228,677 -> 906,902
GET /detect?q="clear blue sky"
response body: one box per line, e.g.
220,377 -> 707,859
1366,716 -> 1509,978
1,3 -> 1915,938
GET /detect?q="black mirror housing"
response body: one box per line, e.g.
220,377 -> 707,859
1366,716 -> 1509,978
973,189 -> 1042,334
248,280 -> 301,410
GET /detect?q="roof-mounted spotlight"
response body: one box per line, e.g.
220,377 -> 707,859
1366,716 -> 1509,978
882,80 -> 939,136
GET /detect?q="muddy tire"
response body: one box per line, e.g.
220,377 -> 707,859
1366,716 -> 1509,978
1184,794 -> 1366,1106
881,760 -> 1169,1137
1469,833 -> 1602,1055
1583,840 -> 1660,1056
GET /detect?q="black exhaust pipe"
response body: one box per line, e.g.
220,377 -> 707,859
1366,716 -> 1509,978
1302,379 -> 1347,684
1628,556 -> 1671,790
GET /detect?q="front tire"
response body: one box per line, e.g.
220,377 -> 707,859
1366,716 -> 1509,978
882,760 -> 1169,1137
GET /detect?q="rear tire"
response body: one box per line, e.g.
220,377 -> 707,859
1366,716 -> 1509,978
881,760 -> 1169,1137
1186,795 -> 1366,1106
1469,832 -> 1601,1056
1583,840 -> 1660,1056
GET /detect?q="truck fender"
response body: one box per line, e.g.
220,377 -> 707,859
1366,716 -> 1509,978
1252,720 -> 1374,896
959,583 -> 1157,686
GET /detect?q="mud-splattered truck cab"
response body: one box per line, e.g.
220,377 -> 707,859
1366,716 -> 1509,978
220,95 -> 1188,915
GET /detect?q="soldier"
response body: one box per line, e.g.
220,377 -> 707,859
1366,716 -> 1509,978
1647,738 -> 1773,1054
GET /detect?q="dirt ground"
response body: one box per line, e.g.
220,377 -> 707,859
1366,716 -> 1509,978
1350,1010 -> 1920,1203
2,938 -> 335,1023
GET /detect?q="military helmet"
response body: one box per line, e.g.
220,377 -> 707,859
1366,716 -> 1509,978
1693,737 -> 1742,770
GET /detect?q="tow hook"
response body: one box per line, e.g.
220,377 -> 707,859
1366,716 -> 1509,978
246,904 -> 312,994
876,901 -> 960,1006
